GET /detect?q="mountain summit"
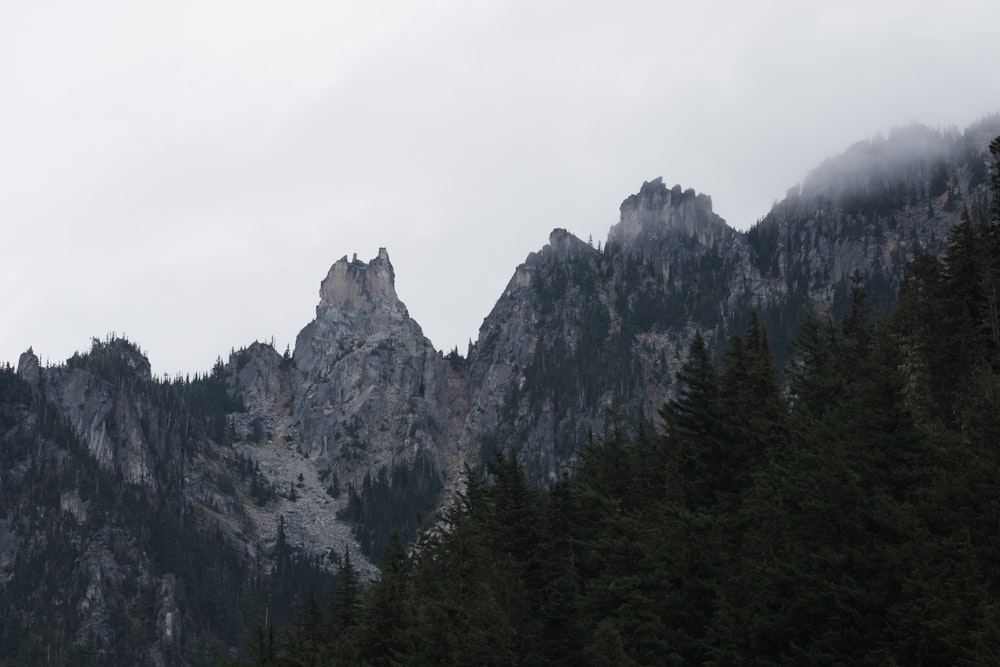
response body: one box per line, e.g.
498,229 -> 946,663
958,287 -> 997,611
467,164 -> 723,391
316,248 -> 401,317
610,177 -> 729,251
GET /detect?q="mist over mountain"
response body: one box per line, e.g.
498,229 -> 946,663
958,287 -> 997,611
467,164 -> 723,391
803,125 -> 955,195
1,115 -> 998,664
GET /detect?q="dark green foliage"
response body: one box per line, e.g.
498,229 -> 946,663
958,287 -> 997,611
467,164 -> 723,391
444,346 -> 465,372
893,202 -> 1000,427
236,160 -> 1000,662
66,338 -> 244,440
719,311 -> 786,450
336,450 -> 442,562
663,332 -> 721,442
332,547 -> 360,636
0,344 -> 342,666
992,136 -> 1000,222
234,452 -> 277,506
65,336 -> 151,386
0,367 -> 263,665
660,333 -> 727,507
355,534 -> 416,666
787,313 -> 840,416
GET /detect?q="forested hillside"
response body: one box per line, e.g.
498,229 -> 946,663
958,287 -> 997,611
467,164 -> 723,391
0,348 -> 338,665
226,137 -> 1000,665
2,126 -> 997,665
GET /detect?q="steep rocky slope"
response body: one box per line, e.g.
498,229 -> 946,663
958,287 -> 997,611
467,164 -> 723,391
291,249 -> 466,491
457,118 -> 1000,482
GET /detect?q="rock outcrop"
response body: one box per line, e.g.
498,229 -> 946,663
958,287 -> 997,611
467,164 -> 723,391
228,341 -> 293,415
610,178 -> 732,253
461,187 -> 735,481
292,249 -> 466,488
16,348 -> 41,387
30,340 -> 161,490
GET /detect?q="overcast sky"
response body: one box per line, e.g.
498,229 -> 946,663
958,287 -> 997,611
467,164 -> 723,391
3,1 -> 999,377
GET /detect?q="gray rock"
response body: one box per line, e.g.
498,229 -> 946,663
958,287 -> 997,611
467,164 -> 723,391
16,348 -> 41,387
291,249 -> 465,488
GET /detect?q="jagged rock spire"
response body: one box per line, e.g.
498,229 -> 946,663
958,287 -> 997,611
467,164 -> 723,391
17,347 -> 41,386
608,178 -> 730,251
318,247 -> 400,315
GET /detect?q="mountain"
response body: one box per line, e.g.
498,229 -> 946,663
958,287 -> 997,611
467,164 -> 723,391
463,118 -> 999,482
1,115 -> 997,664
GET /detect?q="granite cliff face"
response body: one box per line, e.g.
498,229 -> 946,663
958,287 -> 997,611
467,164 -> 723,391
291,249 -> 466,490
461,229 -> 615,481
18,343 -> 160,490
460,182 -> 743,481
610,178 -> 733,252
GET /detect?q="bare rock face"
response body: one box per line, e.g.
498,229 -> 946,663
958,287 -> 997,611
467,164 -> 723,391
462,219 -> 719,482
318,248 -> 399,315
609,178 -> 755,315
16,348 -> 41,387
292,249 -> 465,487
462,229 -> 613,481
460,183 -> 751,483
609,178 -> 733,253
41,344 -> 160,491
228,341 -> 293,414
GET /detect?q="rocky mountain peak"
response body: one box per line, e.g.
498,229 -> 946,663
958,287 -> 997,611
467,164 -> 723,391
16,347 -> 40,386
108,338 -> 153,380
506,229 -> 598,291
291,246 -> 464,490
318,247 -> 400,316
544,228 -> 595,259
295,248 -> 414,371
629,177 -> 711,210
227,342 -> 291,414
609,177 -> 730,251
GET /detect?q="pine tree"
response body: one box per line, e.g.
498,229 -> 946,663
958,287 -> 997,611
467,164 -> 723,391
787,314 -> 840,418
893,248 -> 947,424
662,332 -> 722,443
660,332 -> 726,507
991,136 -> 1000,223
717,311 -> 787,496
331,548 -> 360,636
408,467 -> 495,664
358,533 -> 415,666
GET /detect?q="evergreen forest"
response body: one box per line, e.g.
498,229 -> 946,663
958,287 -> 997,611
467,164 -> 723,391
219,138 -> 1000,664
